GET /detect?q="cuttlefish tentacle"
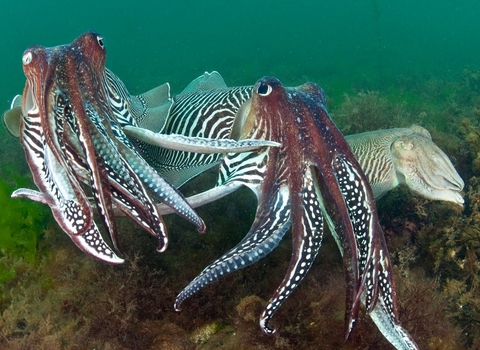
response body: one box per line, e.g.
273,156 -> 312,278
123,125 -> 280,154
83,106 -> 168,250
175,183 -> 291,311
329,154 -> 381,334
260,166 -> 324,334
175,146 -> 291,309
119,143 -> 206,235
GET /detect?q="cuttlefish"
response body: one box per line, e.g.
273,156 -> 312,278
125,71 -> 463,209
171,77 -> 418,349
154,125 -> 464,215
2,33 -> 277,263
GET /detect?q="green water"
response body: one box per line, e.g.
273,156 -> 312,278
1,1 -> 479,102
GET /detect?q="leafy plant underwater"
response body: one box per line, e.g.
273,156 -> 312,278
1,68 -> 480,349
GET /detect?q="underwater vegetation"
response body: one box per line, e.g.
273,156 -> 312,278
0,131 -> 50,288
333,90 -> 412,134
1,68 -> 480,349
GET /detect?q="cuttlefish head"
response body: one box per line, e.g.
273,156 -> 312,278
391,125 -> 465,206
21,31 -> 108,135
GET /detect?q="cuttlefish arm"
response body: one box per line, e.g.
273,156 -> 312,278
123,125 -> 280,153
12,108 -> 122,263
175,181 -> 292,311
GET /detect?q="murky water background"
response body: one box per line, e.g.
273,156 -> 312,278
1,1 -> 479,101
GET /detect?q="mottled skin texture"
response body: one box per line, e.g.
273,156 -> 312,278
13,32 -> 206,263
175,77 -> 417,349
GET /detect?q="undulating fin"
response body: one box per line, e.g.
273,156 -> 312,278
181,71 -> 228,94
2,94 -> 22,137
130,83 -> 173,132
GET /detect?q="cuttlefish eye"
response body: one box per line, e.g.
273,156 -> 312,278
96,35 -> 105,49
258,82 -> 272,96
22,51 -> 32,65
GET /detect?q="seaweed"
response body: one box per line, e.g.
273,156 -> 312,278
0,164 -> 50,285
331,90 -> 413,134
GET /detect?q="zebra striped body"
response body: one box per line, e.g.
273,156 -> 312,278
136,86 -> 254,187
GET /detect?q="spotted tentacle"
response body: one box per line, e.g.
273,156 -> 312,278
369,240 -> 418,350
259,166 -> 324,334
103,100 -> 207,235
175,184 -> 291,310
83,107 -> 170,250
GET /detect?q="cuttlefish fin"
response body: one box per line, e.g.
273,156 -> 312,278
180,71 -> 227,94
130,82 -> 173,132
2,94 -> 22,138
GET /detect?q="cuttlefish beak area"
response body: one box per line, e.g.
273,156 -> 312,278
391,132 -> 465,206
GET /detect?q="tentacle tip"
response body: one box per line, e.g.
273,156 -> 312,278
197,222 -> 207,234
344,319 -> 355,342
156,240 -> 168,253
110,257 -> 125,265
174,302 -> 182,312
260,319 -> 276,335
90,251 -> 124,265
